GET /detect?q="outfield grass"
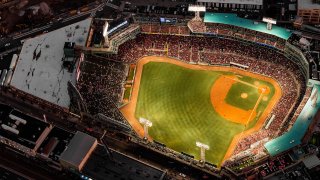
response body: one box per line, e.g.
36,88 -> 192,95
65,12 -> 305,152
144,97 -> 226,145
135,62 -> 275,166
127,66 -> 135,81
124,86 -> 132,100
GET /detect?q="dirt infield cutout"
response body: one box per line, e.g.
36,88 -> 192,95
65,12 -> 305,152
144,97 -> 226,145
211,75 -> 257,124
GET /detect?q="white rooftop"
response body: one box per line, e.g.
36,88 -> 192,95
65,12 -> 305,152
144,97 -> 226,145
11,18 -> 92,109
298,0 -> 320,10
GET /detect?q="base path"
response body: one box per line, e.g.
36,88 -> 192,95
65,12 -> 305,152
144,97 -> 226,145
120,56 -> 282,165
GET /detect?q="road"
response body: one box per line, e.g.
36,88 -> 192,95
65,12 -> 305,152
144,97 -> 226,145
0,14 -> 89,56
0,1 -> 109,55
0,146 -> 72,180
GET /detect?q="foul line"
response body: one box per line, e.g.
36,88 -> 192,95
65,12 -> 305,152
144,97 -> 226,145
236,89 -> 264,150
223,74 -> 265,145
223,75 -> 259,89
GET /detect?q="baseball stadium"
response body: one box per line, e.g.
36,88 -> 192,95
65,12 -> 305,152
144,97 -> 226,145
76,8 -> 320,177
3,1 -> 320,179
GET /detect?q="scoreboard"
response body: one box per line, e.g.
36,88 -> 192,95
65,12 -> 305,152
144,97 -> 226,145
160,17 -> 177,25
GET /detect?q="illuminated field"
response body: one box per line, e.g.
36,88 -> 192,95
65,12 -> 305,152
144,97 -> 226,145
120,56 -> 282,166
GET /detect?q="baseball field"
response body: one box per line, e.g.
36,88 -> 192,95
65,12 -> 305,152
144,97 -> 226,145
120,56 -> 282,166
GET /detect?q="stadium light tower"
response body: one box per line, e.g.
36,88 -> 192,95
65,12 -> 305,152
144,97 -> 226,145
103,21 -> 109,47
139,118 -> 152,140
188,5 -> 206,20
196,141 -> 209,162
263,17 -> 277,30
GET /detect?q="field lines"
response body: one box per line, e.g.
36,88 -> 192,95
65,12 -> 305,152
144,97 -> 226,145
223,75 -> 259,89
236,92 -> 265,149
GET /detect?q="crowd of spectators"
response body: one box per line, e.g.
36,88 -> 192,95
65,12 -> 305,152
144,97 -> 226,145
77,55 -> 128,124
204,23 -> 286,50
140,23 -> 190,36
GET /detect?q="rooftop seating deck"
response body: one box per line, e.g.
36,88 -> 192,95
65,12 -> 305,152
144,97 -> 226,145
204,13 -> 292,40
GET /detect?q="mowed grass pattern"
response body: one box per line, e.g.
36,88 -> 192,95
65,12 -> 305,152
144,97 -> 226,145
135,62 -> 274,165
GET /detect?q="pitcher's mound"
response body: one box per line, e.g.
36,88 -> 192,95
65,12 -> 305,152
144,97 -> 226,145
241,93 -> 248,99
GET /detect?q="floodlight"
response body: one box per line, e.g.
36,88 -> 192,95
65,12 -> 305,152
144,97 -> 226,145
103,22 -> 109,37
139,118 -> 152,139
188,5 -> 206,12
196,141 -> 209,150
196,141 -> 209,162
262,17 -> 277,24
263,17 -> 277,30
188,5 -> 206,20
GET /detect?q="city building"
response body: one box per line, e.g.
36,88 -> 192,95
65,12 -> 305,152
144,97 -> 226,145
59,131 -> 97,171
0,103 -> 52,156
298,0 -> 320,24
197,0 -> 263,14
9,18 -> 92,111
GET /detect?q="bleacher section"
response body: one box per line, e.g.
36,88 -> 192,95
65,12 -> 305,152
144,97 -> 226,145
264,83 -> 320,156
204,13 -> 292,40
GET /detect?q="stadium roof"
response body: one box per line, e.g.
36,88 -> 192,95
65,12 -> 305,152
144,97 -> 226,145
204,13 -> 292,40
10,18 -> 92,109
264,84 -> 320,156
59,131 -> 97,171
298,0 -> 320,10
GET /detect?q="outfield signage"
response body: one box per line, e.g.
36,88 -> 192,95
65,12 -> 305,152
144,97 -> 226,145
160,17 -> 177,24
197,0 -> 262,5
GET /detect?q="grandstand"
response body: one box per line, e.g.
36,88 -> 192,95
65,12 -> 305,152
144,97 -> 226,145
76,54 -> 132,132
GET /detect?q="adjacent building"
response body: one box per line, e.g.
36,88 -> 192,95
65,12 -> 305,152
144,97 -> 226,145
59,131 -> 98,171
298,0 -> 320,24
197,0 -> 263,13
0,103 -> 52,156
9,18 -> 92,111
